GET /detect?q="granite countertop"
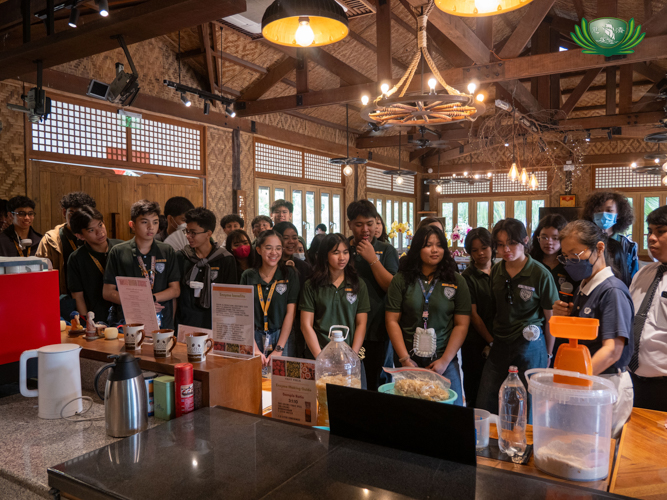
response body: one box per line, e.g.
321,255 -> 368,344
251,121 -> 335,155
48,407 -> 631,500
0,391 -> 159,499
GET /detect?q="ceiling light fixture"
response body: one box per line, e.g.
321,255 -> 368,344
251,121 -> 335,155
343,165 -> 354,177
428,78 -> 437,94
467,82 -> 477,93
96,0 -> 109,17
203,101 -> 210,115
261,0 -> 349,48
181,93 -> 191,107
434,0 -> 534,17
330,104 -> 367,176
68,6 -> 80,27
361,95 -> 369,106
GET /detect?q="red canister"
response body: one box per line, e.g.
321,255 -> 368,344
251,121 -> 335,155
174,363 -> 194,417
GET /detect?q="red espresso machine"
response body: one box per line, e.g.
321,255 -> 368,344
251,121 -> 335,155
0,257 -> 61,383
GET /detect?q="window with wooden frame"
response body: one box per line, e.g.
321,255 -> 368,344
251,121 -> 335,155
29,95 -> 205,175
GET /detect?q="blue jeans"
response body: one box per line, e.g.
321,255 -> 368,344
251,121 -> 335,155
476,333 -> 547,424
393,352 -> 464,407
254,329 -> 294,357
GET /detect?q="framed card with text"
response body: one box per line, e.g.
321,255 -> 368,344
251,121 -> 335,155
559,195 -> 577,208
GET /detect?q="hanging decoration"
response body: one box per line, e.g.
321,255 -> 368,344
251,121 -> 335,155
330,104 -> 367,177
434,0 -> 535,17
360,0 -> 484,128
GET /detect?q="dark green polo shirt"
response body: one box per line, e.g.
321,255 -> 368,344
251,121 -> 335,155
490,255 -> 558,343
176,246 -> 238,330
240,266 -> 300,332
350,237 -> 399,342
68,239 -> 123,324
103,237 -> 181,329
386,272 -> 471,357
299,277 -> 371,349
462,265 -> 494,338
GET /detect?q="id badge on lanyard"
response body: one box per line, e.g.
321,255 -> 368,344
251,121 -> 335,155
413,279 -> 437,358
137,256 -> 156,290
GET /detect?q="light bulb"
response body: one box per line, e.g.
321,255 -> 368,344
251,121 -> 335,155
631,162 -> 637,168
428,78 -> 437,91
361,95 -> 369,106
381,83 -> 389,95
504,142 -> 509,147
435,184 -> 442,193
655,158 -> 661,164
452,173 -> 457,178
474,174 -> 480,179
474,0 -> 499,14
520,167 -> 528,185
508,162 -> 519,181
467,82 -> 477,94
476,93 -> 485,102
487,172 -> 492,178
529,173 -> 539,190
663,175 -> 667,186
662,161 -> 667,172
295,17 -> 315,47
343,165 -> 354,177
463,171 -> 468,176
395,175 -> 404,185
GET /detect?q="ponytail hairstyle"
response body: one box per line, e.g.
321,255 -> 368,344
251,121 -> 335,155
309,233 -> 360,294
253,229 -> 288,277
559,220 -> 612,270
399,225 -> 456,285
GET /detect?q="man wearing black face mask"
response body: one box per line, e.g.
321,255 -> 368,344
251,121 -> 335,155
552,220 -> 634,438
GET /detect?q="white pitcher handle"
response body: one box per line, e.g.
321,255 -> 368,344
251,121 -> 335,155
19,350 -> 39,397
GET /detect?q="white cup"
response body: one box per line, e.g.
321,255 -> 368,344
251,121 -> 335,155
474,408 -> 496,450
123,324 -> 145,351
153,329 -> 176,358
186,333 -> 213,363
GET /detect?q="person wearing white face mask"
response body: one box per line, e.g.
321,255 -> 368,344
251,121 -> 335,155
581,191 -> 638,287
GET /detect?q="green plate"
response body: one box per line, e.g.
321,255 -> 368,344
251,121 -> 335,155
378,382 -> 458,404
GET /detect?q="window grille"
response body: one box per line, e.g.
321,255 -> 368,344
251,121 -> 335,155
132,119 -> 201,170
437,179 -> 490,195
595,166 -> 661,189
493,171 -> 548,193
393,174 -> 415,194
305,153 -> 341,184
366,166 -> 392,191
255,142 -> 302,178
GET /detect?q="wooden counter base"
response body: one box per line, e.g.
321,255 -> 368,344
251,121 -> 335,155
63,333 -> 262,415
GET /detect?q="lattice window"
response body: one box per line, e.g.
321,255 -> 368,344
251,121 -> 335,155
437,179 -> 490,195
595,166 -> 662,189
31,100 -> 127,160
366,166 -> 392,191
132,119 -> 201,170
255,142 -> 302,178
304,153 -> 341,183
493,171 -> 548,193
393,174 -> 415,194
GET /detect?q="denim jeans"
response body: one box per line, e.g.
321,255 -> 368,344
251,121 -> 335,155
254,328 -> 293,357
476,333 -> 547,424
393,352 -> 464,407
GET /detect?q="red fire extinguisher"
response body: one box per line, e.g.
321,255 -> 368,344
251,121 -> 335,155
174,363 -> 194,417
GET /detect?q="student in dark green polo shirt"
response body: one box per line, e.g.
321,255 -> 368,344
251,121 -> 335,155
300,233 -> 370,357
240,230 -> 299,367
68,207 -> 123,326
102,200 -> 181,329
530,214 -> 580,298
477,218 -> 558,422
386,225 -> 471,406
347,200 -> 399,391
461,227 -> 495,408
177,207 -> 237,331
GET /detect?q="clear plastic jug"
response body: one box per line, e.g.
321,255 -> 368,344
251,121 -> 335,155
315,325 -> 362,426
526,368 -> 617,482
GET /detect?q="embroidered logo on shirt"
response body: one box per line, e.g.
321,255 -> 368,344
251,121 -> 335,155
444,287 -> 456,299
156,263 -> 165,273
584,307 -> 592,314
520,288 -> 533,301
558,276 -> 566,285
276,283 -> 287,295
211,270 -> 218,281
346,292 -> 357,304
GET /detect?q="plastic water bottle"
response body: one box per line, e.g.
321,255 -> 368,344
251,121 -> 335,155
498,365 -> 527,463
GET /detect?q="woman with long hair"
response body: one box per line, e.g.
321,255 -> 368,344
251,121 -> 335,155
416,217 -> 445,234
307,233 -> 326,266
552,220 -> 634,437
240,230 -> 299,366
460,227 -> 495,407
476,219 -> 558,422
385,225 -> 471,405
374,215 -> 389,243
225,229 -> 254,283
530,214 -> 579,296
300,233 -> 370,364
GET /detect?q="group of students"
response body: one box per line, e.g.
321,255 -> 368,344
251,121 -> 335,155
3,190 -> 667,434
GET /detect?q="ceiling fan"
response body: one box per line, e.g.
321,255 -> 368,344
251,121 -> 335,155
404,126 -> 456,150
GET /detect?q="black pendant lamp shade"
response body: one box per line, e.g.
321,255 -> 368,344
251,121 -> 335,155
262,0 -> 349,47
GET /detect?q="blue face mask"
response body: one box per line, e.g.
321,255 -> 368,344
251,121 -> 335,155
564,259 -> 594,282
593,212 -> 617,230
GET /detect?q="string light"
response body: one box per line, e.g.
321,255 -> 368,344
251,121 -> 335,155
476,93 -> 485,102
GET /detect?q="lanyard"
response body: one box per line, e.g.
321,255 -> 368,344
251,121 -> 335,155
89,253 -> 105,274
66,236 -> 77,252
137,255 -> 156,289
418,278 -> 438,329
257,281 -> 278,333
13,240 -> 30,257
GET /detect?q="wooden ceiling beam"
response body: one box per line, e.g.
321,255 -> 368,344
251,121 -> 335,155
618,64 -> 634,114
284,110 -> 363,134
296,48 -> 308,94
199,23 -> 218,107
356,127 -> 473,148
606,66 -> 616,115
572,0 -> 585,20
0,0 -> 245,81
561,68 -> 602,115
240,56 -> 295,101
633,62 -> 666,83
498,0 -> 557,59
376,0 -> 392,83
644,2 -> 667,37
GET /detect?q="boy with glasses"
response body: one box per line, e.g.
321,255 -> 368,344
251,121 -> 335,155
0,196 -> 42,257
270,200 -> 293,224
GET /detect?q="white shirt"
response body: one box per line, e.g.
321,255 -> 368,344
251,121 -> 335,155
579,267 -> 614,296
629,262 -> 667,377
163,228 -> 188,252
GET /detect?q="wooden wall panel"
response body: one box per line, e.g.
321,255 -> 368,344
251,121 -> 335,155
0,81 -> 26,199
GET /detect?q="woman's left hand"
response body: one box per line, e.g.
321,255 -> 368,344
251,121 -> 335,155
265,349 -> 283,366
426,358 -> 449,375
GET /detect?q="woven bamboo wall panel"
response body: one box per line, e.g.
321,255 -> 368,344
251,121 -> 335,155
206,127 -> 234,242
587,139 -> 659,155
0,82 -> 26,199
549,164 -> 592,207
240,131 -> 255,223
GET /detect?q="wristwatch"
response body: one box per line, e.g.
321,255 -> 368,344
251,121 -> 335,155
274,345 -> 284,353
153,294 -> 157,303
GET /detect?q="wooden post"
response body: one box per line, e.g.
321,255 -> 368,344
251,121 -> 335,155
606,66 -> 617,115
376,0 -> 392,84
619,64 -> 634,114
296,48 -> 308,94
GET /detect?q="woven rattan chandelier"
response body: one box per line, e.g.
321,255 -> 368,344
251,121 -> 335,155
360,0 -> 484,128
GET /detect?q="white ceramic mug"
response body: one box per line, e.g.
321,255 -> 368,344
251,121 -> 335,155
123,324 -> 145,351
186,333 -> 213,363
153,329 -> 176,358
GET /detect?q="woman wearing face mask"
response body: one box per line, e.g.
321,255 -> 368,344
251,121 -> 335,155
581,191 -> 637,287
386,225 -> 471,405
530,214 -> 580,299
296,237 -> 309,263
225,229 -> 254,283
476,219 -> 559,423
552,220 -> 634,438
241,230 -> 299,367
461,228 -> 495,407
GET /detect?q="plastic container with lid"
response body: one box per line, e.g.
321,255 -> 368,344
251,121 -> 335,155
526,368 -> 618,482
315,325 -> 362,426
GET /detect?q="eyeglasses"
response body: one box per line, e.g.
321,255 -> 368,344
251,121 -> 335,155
557,249 -> 588,265
496,240 -> 520,250
12,211 -> 36,218
182,229 -> 207,237
538,236 -> 559,243
505,279 -> 514,305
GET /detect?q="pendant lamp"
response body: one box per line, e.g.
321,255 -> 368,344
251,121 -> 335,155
262,0 -> 349,48
434,0 -> 534,17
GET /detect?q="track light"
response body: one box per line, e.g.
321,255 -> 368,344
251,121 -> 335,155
226,106 -> 236,118
97,0 -> 109,17
585,131 -> 591,142
607,129 -> 613,140
68,7 -> 80,28
203,100 -> 210,115
562,134 -> 568,144
181,93 -> 191,107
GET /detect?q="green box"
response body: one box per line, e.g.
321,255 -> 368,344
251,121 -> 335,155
154,375 -> 175,420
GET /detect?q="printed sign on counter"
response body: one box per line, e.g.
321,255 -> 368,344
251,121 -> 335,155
116,277 -> 160,335
211,284 -> 255,358
177,325 -> 212,344
271,357 -> 317,426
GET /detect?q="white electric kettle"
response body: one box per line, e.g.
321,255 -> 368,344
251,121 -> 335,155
19,344 -> 83,419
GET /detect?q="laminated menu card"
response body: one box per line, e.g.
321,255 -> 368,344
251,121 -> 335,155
271,356 -> 317,426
